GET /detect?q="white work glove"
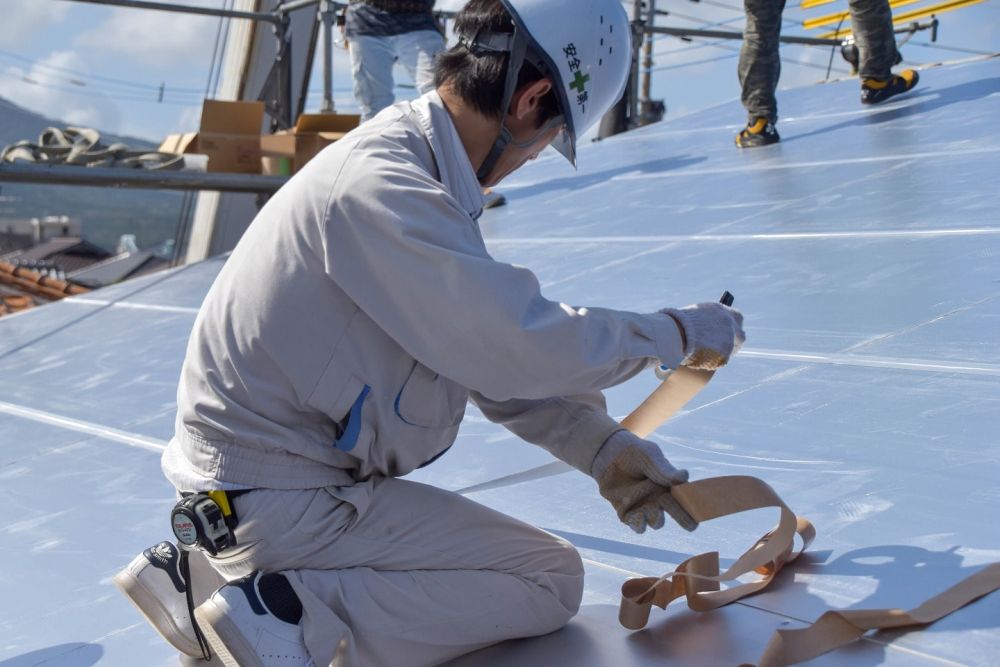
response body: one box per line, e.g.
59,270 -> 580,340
662,302 -> 745,370
591,430 -> 698,533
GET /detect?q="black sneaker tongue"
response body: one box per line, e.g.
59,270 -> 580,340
258,573 -> 303,625
144,542 -> 187,594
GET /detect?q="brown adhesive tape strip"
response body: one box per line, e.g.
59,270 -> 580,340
617,365 -> 1000,666
753,562 -> 1000,666
617,475 -> 816,631
620,366 -> 716,440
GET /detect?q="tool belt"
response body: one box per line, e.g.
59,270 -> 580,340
351,0 -> 432,14
170,490 -> 252,556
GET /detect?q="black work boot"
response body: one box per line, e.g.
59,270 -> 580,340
735,117 -> 780,148
861,69 -> 920,105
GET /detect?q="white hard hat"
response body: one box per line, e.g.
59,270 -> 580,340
502,0 -> 632,166
467,0 -> 632,178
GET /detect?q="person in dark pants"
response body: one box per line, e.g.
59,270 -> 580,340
736,0 -> 919,147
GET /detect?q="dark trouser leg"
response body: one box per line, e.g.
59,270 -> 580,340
739,0 -> 787,124
848,0 -> 898,79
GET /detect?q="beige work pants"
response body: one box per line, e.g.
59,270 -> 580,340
205,476 -> 584,667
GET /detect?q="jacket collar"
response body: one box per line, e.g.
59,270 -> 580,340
411,90 -> 486,220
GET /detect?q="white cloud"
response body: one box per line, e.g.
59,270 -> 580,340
74,7 -> 219,69
117,103 -> 200,140
3,2 -> 72,49
64,105 -> 107,129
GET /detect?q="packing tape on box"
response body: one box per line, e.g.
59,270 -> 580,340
616,365 -> 1000,666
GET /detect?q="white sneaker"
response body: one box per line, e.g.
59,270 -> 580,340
113,541 -> 202,657
195,572 -> 314,667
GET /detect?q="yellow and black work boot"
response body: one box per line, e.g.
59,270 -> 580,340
861,69 -> 919,105
735,117 -> 780,148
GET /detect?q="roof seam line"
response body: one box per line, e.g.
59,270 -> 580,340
0,399 -> 166,453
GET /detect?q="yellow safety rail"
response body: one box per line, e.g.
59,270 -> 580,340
801,0 -> 837,9
804,0 -> 920,29
816,0 -> 984,39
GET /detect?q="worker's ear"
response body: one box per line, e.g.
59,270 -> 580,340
510,78 -> 553,121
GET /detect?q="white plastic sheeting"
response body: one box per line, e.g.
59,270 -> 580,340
0,57 -> 997,666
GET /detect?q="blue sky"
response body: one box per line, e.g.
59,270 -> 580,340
1,0 -> 996,143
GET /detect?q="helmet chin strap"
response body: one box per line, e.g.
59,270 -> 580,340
470,27 -> 528,184
477,126 -> 513,185
478,111 -> 563,185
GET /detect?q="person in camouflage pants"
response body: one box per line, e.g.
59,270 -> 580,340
735,0 -> 920,147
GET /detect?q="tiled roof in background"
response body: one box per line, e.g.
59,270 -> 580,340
0,236 -> 111,274
0,260 -> 89,317
0,283 -> 38,316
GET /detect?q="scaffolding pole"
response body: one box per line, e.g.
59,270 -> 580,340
57,0 -> 280,24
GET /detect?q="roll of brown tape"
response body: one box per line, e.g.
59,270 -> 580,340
617,368 -> 1000,666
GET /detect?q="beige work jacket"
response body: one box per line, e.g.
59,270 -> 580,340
162,91 -> 684,492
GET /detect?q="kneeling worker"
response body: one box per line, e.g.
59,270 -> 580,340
115,1 -> 745,665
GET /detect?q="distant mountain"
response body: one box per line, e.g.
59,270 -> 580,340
0,95 -> 185,253
0,95 -> 156,150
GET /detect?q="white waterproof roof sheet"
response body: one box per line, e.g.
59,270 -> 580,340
1,56 -> 998,666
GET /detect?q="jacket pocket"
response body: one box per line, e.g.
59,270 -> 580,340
307,358 -> 375,457
394,362 -> 467,428
306,348 -> 361,424
333,382 -> 371,452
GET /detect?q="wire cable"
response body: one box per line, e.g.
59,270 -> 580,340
646,7 -> 797,60
651,52 -> 738,72
650,37 -> 852,75
204,0 -> 228,97
0,47 -> 204,94
689,0 -> 747,13
908,41 -> 997,55
0,69 -> 198,105
174,0 -> 234,268
825,15 -> 847,80
683,0 -> 802,27
209,0 -> 235,97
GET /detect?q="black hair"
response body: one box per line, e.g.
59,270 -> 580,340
433,0 -> 560,124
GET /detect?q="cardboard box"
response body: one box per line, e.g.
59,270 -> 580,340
293,113 -> 359,167
159,100 -> 265,174
260,133 -> 296,177
260,113 -> 360,175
